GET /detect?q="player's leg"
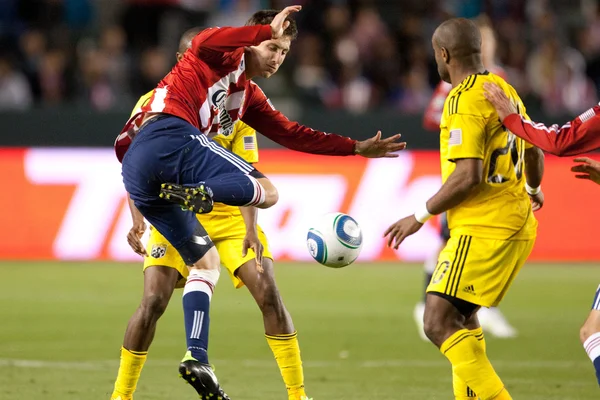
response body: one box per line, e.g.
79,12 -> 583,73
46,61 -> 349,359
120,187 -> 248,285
214,224 -> 309,400
159,132 -> 278,211
134,202 -> 228,398
415,213 -> 450,340
111,265 -> 180,400
237,259 -> 309,400
580,284 -> 600,386
423,235 -> 533,400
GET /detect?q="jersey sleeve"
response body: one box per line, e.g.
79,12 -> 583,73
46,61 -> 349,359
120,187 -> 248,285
503,104 -> 600,156
445,113 -> 487,161
192,26 -> 272,56
231,121 -> 259,163
241,83 -> 356,156
130,91 -> 154,117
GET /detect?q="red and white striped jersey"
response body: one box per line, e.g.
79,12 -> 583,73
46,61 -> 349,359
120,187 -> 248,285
115,25 -> 356,162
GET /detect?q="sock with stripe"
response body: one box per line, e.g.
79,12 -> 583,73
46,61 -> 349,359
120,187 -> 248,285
583,332 -> 600,385
265,331 -> 307,400
111,347 -> 148,399
452,327 -> 485,399
202,174 -> 265,206
441,329 -> 511,400
183,269 -> 219,364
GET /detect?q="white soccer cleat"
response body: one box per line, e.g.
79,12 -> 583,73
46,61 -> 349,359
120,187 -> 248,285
477,307 -> 518,339
413,302 -> 429,341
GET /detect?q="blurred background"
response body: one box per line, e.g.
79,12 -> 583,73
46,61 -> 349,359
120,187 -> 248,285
1,1 -> 600,400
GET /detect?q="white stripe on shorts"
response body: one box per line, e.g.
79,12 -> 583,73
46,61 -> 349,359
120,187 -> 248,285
192,134 -> 253,173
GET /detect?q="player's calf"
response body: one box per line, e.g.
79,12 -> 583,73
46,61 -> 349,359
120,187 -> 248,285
581,286 -> 600,386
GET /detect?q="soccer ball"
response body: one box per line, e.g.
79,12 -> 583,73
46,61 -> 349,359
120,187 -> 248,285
306,212 -> 363,268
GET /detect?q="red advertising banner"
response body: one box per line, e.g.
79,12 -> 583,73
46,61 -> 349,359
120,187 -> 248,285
1,148 -> 598,261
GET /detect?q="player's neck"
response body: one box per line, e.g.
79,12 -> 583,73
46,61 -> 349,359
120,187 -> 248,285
450,63 -> 486,88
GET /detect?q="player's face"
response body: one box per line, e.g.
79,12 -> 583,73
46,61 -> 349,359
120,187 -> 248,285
432,39 -> 450,83
249,37 -> 291,78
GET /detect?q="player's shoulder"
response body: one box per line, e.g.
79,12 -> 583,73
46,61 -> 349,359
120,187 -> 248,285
449,72 -> 510,117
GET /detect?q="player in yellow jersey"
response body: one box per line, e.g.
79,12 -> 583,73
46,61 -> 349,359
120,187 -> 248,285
384,18 -> 545,400
111,28 -> 311,400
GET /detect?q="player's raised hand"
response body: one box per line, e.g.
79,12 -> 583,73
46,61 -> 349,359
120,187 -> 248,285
271,5 -> 302,39
242,231 -> 264,272
572,157 -> 600,185
483,82 -> 518,122
355,131 -> 407,158
383,215 -> 423,250
127,221 -> 148,257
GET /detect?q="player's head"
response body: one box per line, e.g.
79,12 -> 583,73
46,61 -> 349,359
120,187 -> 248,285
176,27 -> 203,62
474,15 -> 497,68
245,10 -> 298,79
432,18 -> 482,83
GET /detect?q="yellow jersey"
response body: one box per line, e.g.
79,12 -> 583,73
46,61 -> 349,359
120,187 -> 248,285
131,91 -> 259,217
440,72 -> 537,240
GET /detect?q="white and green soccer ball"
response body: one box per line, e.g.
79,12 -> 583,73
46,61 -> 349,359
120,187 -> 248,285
306,212 -> 363,268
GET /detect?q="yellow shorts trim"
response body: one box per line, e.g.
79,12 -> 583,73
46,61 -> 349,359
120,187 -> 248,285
427,234 -> 535,307
143,215 -> 272,289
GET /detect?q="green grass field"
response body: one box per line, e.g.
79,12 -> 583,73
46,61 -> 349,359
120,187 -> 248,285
0,261 -> 597,400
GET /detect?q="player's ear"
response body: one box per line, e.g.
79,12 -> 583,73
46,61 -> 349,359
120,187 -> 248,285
176,52 -> 182,62
441,47 -> 450,63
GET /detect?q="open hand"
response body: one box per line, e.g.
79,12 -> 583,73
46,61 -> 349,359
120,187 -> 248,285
271,6 -> 302,39
571,157 -> 600,185
127,221 -> 148,257
355,131 -> 407,158
383,215 -> 423,250
483,82 -> 518,122
243,231 -> 264,272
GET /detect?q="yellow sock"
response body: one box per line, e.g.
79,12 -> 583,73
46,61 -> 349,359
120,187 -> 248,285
265,331 -> 307,400
441,329 -> 510,400
111,347 -> 148,399
452,327 -> 485,399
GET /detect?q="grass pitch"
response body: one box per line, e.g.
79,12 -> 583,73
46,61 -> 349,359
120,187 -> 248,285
0,261 -> 597,399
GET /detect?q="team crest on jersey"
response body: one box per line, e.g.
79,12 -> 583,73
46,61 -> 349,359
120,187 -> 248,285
151,244 -> 167,259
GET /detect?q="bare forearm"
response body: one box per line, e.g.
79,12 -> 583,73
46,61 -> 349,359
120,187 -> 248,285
239,206 -> 258,234
525,147 -> 544,188
128,195 -> 144,224
426,173 -> 478,215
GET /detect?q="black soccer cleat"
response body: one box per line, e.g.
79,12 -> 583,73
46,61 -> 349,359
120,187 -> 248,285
179,359 -> 230,400
159,183 -> 214,214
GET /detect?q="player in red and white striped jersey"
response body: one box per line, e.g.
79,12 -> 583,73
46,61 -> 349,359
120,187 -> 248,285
483,81 -> 600,386
415,16 -> 519,341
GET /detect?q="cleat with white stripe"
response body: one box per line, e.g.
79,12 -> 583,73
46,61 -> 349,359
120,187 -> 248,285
160,183 -> 214,214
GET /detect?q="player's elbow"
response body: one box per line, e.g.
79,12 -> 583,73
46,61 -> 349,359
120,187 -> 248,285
463,171 -> 482,189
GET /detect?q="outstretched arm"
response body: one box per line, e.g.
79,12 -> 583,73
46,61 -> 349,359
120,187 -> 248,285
384,158 -> 482,249
484,83 -> 600,156
241,83 -> 406,157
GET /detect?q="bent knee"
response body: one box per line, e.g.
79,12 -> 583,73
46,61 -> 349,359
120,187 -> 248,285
190,246 -> 220,270
141,292 -> 170,318
256,178 -> 278,208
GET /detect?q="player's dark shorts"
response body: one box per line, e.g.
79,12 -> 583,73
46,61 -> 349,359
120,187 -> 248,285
121,115 -> 256,265
440,212 -> 450,241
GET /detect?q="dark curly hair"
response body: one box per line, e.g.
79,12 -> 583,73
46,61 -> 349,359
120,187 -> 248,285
246,10 -> 298,40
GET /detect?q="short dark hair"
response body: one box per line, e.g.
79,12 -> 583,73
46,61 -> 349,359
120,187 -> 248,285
246,10 -> 298,40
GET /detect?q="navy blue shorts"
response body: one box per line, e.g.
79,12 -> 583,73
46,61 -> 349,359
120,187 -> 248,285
121,115 -> 256,265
